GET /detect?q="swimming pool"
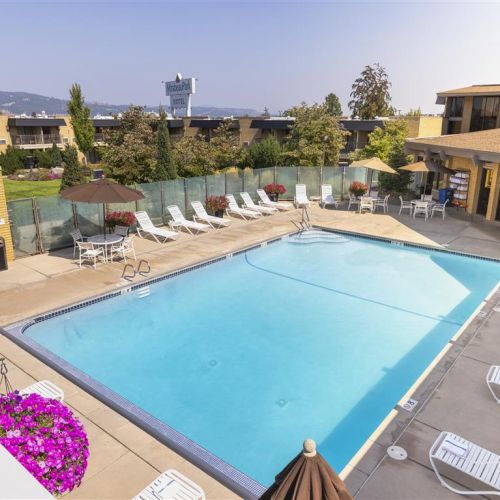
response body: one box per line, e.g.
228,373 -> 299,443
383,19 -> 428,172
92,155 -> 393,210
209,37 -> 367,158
10,231 -> 500,495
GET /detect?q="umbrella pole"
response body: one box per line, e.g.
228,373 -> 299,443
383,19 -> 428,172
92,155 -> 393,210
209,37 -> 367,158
102,203 -> 106,239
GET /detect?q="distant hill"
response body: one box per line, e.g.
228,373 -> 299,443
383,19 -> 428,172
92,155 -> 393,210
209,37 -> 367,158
0,91 -> 259,118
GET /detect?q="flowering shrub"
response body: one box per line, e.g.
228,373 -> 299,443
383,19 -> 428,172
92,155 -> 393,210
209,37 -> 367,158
205,195 -> 228,213
263,183 -> 287,196
0,392 -> 89,495
349,181 -> 368,197
47,172 -> 62,180
105,211 -> 136,227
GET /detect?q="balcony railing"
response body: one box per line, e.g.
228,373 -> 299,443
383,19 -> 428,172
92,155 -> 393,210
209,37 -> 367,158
12,134 -> 62,146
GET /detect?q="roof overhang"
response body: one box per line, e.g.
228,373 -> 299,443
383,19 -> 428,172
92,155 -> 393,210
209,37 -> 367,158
250,119 -> 293,130
189,119 -> 239,129
92,119 -> 121,127
7,118 -> 66,127
339,119 -> 385,132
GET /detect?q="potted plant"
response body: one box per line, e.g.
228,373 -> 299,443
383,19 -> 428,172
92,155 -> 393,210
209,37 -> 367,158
0,392 -> 90,495
104,211 -> 136,233
263,183 -> 286,202
349,181 -> 369,197
205,196 -> 228,217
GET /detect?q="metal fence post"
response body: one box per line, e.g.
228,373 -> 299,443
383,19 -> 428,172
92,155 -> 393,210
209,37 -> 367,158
72,201 -> 78,230
297,166 -> 300,184
183,178 -> 189,215
341,166 -> 346,197
273,166 -> 277,184
320,166 -> 324,191
224,173 -> 228,195
242,169 -> 245,193
205,175 -> 209,201
31,198 -> 44,254
258,169 -> 262,189
160,181 -> 166,223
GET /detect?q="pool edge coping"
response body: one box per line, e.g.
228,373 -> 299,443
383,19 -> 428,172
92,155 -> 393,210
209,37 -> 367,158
1,226 -> 499,498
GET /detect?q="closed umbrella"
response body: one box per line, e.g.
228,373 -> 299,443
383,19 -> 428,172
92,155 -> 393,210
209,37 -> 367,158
399,160 -> 454,198
60,179 -> 144,237
349,157 -> 398,195
261,439 -> 353,500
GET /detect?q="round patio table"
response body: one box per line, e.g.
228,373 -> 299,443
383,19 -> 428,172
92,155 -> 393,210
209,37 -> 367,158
88,234 -> 123,263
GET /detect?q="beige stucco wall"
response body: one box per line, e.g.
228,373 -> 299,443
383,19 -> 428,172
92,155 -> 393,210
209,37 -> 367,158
0,115 -> 12,154
404,116 -> 442,138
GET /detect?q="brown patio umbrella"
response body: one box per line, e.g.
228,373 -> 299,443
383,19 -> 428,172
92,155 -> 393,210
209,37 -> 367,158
60,179 -> 144,237
349,157 -> 398,194
260,439 -> 353,500
399,160 -> 454,197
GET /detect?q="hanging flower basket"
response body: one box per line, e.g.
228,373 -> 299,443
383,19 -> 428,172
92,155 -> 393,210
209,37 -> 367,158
0,392 -> 89,495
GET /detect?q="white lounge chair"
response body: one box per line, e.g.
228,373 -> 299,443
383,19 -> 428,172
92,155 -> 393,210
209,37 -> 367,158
399,196 -> 413,215
431,199 -> 449,220
225,195 -> 261,220
256,189 -> 293,211
135,211 -> 178,243
347,195 -> 359,211
295,184 -> 311,208
76,241 -> 105,268
413,201 -> 429,220
320,184 -> 340,209
133,469 -> 205,500
487,365 -> 500,403
240,192 -> 277,215
373,194 -> 390,213
191,201 -> 231,228
429,431 -> 500,496
359,197 -> 374,214
167,205 -> 210,234
20,380 -> 64,402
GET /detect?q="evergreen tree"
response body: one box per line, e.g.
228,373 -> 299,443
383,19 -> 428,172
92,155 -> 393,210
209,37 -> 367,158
50,142 -> 63,168
0,146 -> 26,175
155,106 -> 176,180
246,136 -> 281,169
67,83 -> 95,160
60,145 -> 85,191
325,93 -> 343,117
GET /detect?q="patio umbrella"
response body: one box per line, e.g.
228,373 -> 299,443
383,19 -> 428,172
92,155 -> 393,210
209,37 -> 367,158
399,160 -> 454,197
261,439 -> 353,500
60,179 -> 144,237
349,157 -> 398,194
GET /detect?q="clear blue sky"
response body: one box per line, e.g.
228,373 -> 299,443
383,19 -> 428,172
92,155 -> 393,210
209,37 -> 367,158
2,1 -> 500,115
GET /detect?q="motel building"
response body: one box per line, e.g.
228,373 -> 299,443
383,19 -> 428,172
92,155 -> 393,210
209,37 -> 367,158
406,84 -> 500,222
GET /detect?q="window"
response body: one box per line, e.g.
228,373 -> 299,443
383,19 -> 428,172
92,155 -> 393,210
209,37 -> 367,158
470,96 -> 499,131
445,97 -> 464,118
447,120 -> 462,134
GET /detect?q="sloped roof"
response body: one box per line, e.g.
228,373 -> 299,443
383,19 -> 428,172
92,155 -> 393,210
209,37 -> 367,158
437,85 -> 500,97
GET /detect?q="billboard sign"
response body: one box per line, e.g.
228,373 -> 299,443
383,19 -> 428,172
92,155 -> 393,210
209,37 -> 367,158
164,74 -> 196,116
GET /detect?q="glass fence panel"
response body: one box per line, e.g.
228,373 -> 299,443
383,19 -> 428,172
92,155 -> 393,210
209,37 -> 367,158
298,167 -> 321,197
8,199 -> 38,257
343,167 -> 368,196
258,167 -> 275,192
37,196 -> 75,250
136,182 -> 162,224
76,202 -> 102,236
225,170 -> 243,196
322,167 -> 343,196
206,173 -> 225,197
185,176 -> 207,219
276,166 -> 298,200
162,179 -> 186,218
242,169 -> 260,201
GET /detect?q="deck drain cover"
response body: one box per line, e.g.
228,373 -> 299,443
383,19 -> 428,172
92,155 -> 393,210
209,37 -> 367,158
276,399 -> 288,407
209,360 -> 218,367
387,446 -> 407,460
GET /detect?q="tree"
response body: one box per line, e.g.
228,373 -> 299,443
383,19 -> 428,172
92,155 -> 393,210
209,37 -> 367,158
60,145 -> 85,191
50,142 -> 63,168
281,103 -> 348,166
67,83 -> 95,160
0,146 -> 25,175
350,119 -> 413,195
101,106 -> 157,184
406,107 -> 422,116
325,93 -> 343,117
246,136 -> 281,169
155,106 -> 176,180
209,119 -> 243,170
172,135 -> 214,177
349,64 -> 393,119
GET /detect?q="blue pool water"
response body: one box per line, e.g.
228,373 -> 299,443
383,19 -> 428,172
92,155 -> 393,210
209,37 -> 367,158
24,233 -> 500,487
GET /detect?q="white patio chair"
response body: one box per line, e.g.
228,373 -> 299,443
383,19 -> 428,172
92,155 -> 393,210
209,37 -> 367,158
347,195 -> 359,211
240,192 -> 277,215
167,205 -> 210,234
110,235 -> 136,263
256,189 -> 293,211
135,211 -> 178,243
399,196 -> 413,215
429,431 -> 500,496
191,201 -> 231,228
423,194 -> 433,202
133,469 -> 205,500
70,229 -> 87,258
113,225 -> 129,237
373,194 -> 390,213
320,184 -> 340,209
20,380 -> 64,402
225,195 -> 261,220
76,241 -> 105,268
413,201 -> 429,220
359,197 -> 374,214
487,365 -> 500,403
295,184 -> 311,208
431,199 -> 449,220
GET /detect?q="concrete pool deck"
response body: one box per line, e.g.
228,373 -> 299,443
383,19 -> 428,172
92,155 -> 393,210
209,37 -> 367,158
0,204 -> 499,499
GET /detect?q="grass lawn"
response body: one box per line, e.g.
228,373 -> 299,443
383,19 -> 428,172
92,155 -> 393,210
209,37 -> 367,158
4,179 -> 62,201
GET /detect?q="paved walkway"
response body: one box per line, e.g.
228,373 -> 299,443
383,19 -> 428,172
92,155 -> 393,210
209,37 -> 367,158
0,205 -> 499,499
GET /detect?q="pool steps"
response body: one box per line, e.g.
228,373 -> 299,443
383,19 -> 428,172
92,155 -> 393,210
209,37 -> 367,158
288,230 -> 349,245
